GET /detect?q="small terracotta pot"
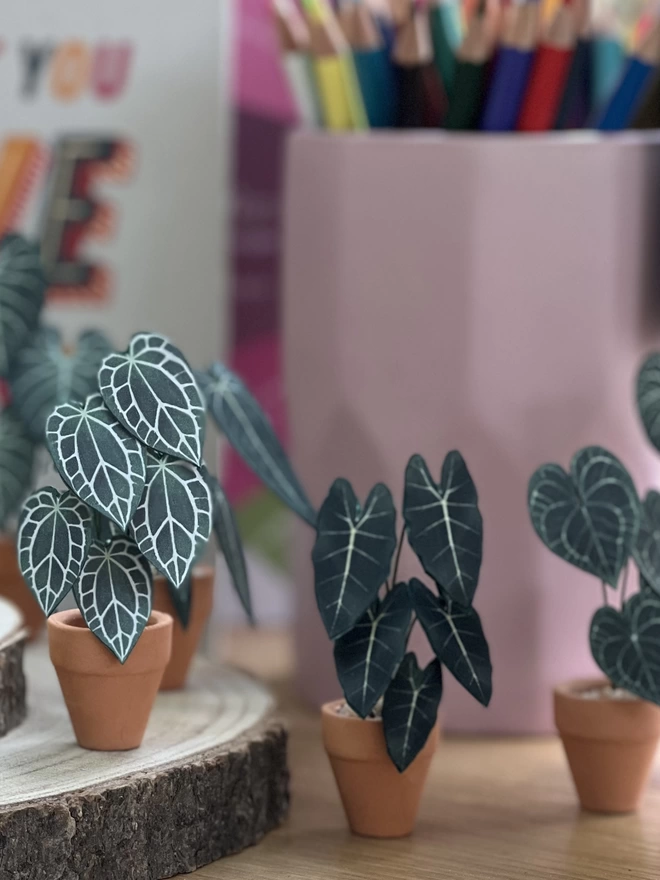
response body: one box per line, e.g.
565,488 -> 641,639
321,700 -> 439,837
0,536 -> 44,639
554,677 -> 660,813
152,566 -> 214,690
48,609 -> 173,751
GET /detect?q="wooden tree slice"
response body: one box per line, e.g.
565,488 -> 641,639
0,645 -> 289,879
0,596 -> 26,738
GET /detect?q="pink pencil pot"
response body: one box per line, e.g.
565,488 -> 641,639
283,131 -> 660,734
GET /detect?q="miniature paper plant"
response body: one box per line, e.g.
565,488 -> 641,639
0,234 -> 46,379
313,451 -> 492,772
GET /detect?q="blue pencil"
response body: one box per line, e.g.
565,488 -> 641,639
481,0 -> 540,131
591,33 -> 625,111
596,23 -> 660,131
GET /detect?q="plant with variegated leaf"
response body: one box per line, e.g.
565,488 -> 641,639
312,451 -> 492,772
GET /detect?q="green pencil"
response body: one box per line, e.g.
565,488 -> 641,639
429,0 -> 463,98
445,0 -> 493,130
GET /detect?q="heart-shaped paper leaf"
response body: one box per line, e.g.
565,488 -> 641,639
167,574 -> 192,628
382,653 -> 443,772
0,234 -> 46,378
409,577 -> 492,706
0,406 -> 35,529
99,332 -> 205,466
403,452 -> 483,607
9,327 -> 112,442
313,479 -> 397,640
197,363 -> 316,526
634,491 -> 660,597
46,393 -> 146,530
17,487 -> 93,615
131,450 -> 212,589
76,536 -> 152,662
638,354 -> 660,454
203,467 -> 253,623
590,592 -> 660,705
334,584 -> 412,718
528,446 -> 640,588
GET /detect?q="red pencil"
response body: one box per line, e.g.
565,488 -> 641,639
517,0 -> 577,132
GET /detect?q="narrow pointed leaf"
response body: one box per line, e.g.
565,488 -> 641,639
9,327 -> 112,442
528,446 -> 640,588
590,592 -> 660,705
634,491 -> 660,597
638,354 -> 660,454
197,362 -> 316,525
409,577 -> 492,706
334,584 -> 412,718
203,468 -> 253,622
46,393 -> 146,529
313,479 -> 397,640
0,234 -> 46,378
131,450 -> 212,589
76,536 -> 152,662
0,406 -> 35,529
167,575 -> 192,628
382,654 -> 442,772
99,332 -> 205,465
404,452 -> 483,607
17,487 -> 92,615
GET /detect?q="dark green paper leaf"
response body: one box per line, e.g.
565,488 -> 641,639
46,393 -> 146,530
638,354 -> 660,454
334,584 -> 412,718
167,575 -> 192,628
634,491 -> 660,597
528,446 -> 640,588
0,234 -> 46,378
76,536 -> 152,663
404,452 -> 483,607
17,487 -> 92,615
92,509 -> 124,544
99,332 -> 205,466
590,592 -> 660,705
0,406 -> 35,529
313,479 -> 397,640
197,363 -> 316,526
131,450 -> 212,590
382,654 -> 442,773
408,577 -> 492,706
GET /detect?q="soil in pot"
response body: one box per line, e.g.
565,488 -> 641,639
321,699 -> 439,838
554,677 -> 660,813
152,566 -> 214,690
0,536 -> 43,639
48,609 -> 173,751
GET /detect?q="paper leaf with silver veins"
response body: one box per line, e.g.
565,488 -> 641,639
131,450 -> 212,590
333,584 -> 412,718
634,490 -> 660,597
638,354 -> 660,454
197,362 -> 316,526
99,332 -> 205,466
528,446 -> 640,588
76,536 -> 152,663
590,592 -> 660,705
9,327 -> 112,442
46,393 -> 146,530
312,479 -> 397,640
18,487 -> 93,615
403,452 -> 483,607
0,406 -> 35,530
408,577 -> 492,706
382,653 -> 443,773
0,233 -> 46,378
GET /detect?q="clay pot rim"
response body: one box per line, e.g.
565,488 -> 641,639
322,699 -> 383,724
48,608 -> 172,637
554,677 -> 642,704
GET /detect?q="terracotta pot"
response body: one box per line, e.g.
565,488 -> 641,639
48,609 -> 173,751
554,678 -> 660,813
0,536 -> 44,639
152,566 -> 214,690
321,700 -> 439,837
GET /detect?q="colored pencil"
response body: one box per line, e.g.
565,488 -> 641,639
555,0 -> 592,128
481,0 -> 540,131
597,19 -> 660,131
429,0 -> 464,97
341,0 -> 398,127
591,31 -> 625,111
631,66 -> 660,128
389,0 -> 414,28
273,0 -> 322,127
445,0 -> 495,129
393,4 -> 448,127
517,0 -> 578,131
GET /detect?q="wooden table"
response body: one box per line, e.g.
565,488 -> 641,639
188,631 -> 660,880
